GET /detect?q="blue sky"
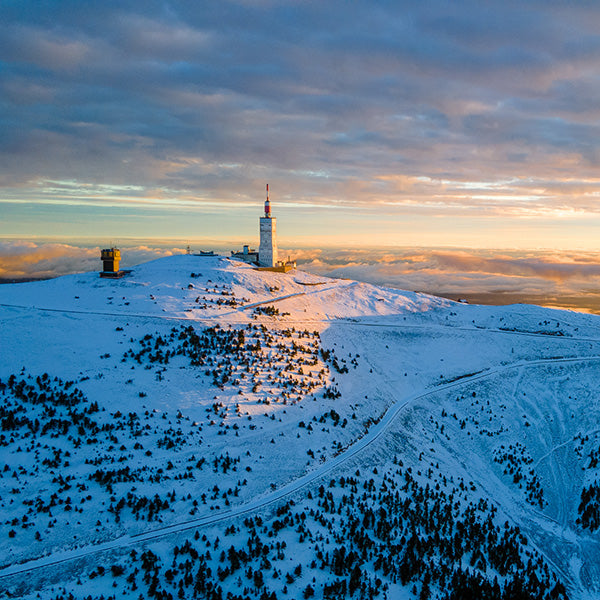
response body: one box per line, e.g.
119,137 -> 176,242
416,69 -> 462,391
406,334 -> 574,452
2,1 -> 600,248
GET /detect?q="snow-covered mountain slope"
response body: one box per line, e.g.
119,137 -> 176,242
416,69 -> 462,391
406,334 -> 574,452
1,255 -> 600,600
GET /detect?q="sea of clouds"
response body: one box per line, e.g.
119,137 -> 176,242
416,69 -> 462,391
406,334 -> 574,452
3,241 -> 600,313
0,241 -> 186,280
291,247 -> 600,294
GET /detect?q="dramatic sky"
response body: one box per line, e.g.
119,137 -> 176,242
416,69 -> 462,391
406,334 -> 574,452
2,0 -> 600,248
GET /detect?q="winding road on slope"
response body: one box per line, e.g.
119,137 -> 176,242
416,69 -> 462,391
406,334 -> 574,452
2,353 -> 599,580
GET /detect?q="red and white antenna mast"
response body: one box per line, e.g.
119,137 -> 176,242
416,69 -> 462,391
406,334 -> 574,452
264,183 -> 271,217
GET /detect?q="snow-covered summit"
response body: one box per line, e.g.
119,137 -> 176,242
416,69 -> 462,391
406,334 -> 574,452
3,253 -> 600,340
2,254 -> 600,600
0,254 -> 451,322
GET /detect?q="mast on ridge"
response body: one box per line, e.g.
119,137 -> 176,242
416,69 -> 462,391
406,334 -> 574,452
264,183 -> 271,217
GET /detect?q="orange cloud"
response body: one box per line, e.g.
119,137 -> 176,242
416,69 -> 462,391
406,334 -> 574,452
0,241 -> 184,279
294,247 -> 600,298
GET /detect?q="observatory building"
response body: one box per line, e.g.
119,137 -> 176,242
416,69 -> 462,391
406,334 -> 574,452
100,247 -> 126,278
101,247 -> 120,272
231,184 -> 295,271
258,184 -> 278,267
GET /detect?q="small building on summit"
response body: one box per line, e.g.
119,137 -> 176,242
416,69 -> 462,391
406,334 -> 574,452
231,244 -> 259,264
101,247 -> 120,272
100,247 -> 126,278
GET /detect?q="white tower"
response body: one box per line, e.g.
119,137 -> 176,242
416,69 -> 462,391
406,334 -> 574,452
259,183 -> 278,267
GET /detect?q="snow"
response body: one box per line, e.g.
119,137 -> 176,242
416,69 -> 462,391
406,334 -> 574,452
1,254 -> 599,599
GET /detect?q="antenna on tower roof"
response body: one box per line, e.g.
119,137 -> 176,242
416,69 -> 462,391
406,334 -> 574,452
264,183 -> 271,217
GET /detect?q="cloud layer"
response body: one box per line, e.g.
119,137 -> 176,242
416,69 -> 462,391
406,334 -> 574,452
2,1 -> 600,243
4,241 -> 600,313
0,241 -> 184,279
290,246 -> 600,313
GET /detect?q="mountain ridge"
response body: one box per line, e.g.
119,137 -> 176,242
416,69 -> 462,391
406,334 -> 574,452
1,254 -> 600,599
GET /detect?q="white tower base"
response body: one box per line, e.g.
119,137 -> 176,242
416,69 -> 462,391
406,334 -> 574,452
259,216 -> 277,267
